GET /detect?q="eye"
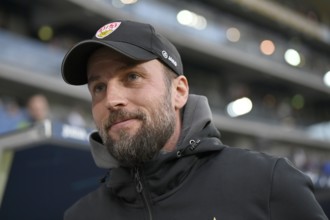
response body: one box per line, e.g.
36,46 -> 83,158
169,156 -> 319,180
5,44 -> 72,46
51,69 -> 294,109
92,83 -> 106,94
127,72 -> 140,81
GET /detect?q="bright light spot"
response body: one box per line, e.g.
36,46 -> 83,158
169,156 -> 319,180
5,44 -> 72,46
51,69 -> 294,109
284,49 -> 301,66
323,71 -> 330,87
121,0 -> 138,4
177,10 -> 207,30
38,25 -> 53,41
226,27 -> 240,42
260,40 -> 275,55
177,10 -> 193,26
227,97 -> 253,117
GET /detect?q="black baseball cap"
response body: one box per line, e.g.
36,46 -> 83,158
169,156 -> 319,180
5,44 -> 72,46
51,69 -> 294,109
61,20 -> 183,85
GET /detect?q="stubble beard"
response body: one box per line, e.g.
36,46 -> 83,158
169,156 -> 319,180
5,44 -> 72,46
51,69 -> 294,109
98,92 -> 176,167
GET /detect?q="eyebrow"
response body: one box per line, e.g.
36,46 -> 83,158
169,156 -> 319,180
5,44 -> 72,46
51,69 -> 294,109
87,60 -> 147,84
87,75 -> 101,85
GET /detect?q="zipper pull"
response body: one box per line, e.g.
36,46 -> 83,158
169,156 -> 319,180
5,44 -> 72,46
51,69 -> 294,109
134,168 -> 143,193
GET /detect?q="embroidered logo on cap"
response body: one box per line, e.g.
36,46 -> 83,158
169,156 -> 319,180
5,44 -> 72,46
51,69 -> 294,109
95,22 -> 121,39
162,50 -> 168,59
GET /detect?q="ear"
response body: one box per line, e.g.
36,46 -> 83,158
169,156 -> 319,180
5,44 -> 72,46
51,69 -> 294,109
173,75 -> 189,110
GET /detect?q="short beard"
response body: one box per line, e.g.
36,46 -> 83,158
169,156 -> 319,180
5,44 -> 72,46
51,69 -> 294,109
98,92 -> 176,167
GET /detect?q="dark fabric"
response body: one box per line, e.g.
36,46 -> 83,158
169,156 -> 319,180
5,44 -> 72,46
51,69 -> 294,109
61,20 -> 183,85
64,95 -> 328,220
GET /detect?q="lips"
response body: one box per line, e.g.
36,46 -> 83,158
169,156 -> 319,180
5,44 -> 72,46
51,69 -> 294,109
110,118 -> 134,128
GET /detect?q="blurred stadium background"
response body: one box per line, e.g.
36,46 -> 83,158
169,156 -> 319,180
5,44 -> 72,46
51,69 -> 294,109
0,0 -> 330,219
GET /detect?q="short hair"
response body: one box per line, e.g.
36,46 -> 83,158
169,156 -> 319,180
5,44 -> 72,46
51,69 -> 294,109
162,64 -> 178,90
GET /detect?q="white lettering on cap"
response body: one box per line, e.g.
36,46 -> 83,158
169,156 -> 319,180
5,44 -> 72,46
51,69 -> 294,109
168,56 -> 177,67
95,22 -> 121,39
162,50 -> 177,67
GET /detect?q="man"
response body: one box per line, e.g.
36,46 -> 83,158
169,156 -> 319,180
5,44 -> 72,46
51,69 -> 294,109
26,94 -> 50,123
61,20 -> 327,220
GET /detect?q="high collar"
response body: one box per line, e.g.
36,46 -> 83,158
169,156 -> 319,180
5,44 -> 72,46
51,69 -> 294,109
104,136 -> 225,204
89,94 -> 226,203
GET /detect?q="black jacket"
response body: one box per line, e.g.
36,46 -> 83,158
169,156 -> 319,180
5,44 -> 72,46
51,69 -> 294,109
64,95 -> 327,220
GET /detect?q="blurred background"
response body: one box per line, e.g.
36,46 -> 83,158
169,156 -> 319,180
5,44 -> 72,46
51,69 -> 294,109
0,0 -> 330,219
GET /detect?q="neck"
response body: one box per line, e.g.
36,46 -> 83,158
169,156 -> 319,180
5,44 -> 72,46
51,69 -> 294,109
161,111 -> 182,153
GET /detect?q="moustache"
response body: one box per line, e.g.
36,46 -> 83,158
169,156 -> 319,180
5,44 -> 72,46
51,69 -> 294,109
103,109 -> 146,130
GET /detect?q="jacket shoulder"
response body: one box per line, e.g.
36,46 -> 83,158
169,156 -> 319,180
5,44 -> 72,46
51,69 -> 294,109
220,146 -> 280,170
64,184 -> 110,220
217,147 -> 327,219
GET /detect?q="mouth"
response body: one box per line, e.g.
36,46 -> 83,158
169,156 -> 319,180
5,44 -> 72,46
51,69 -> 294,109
107,117 -> 139,132
111,118 -> 134,127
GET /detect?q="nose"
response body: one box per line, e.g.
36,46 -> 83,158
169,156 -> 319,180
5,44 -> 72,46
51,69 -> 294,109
104,82 -> 128,109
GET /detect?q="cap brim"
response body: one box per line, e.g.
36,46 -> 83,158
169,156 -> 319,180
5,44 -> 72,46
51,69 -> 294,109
61,40 -> 157,85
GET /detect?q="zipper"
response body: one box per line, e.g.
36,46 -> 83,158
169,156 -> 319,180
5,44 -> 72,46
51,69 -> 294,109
134,168 -> 153,220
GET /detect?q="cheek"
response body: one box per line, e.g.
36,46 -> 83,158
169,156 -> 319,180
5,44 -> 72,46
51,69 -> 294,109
92,103 -> 106,128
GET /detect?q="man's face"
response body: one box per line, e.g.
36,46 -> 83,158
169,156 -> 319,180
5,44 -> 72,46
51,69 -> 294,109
87,48 -> 177,167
